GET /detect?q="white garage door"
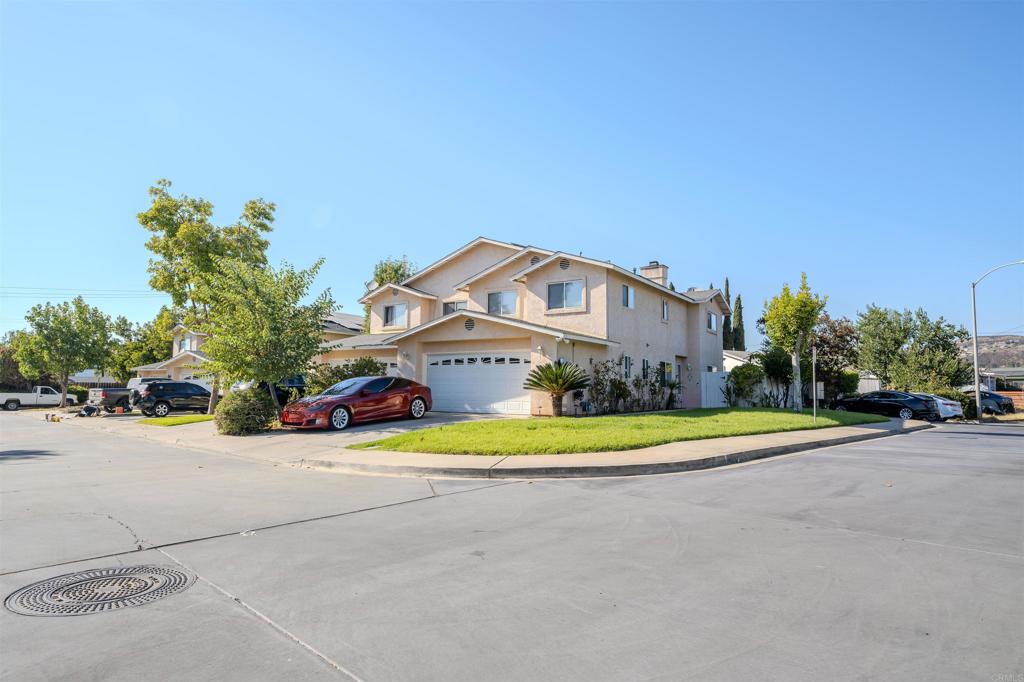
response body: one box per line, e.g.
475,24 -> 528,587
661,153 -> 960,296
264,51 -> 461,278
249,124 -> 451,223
426,351 -> 532,414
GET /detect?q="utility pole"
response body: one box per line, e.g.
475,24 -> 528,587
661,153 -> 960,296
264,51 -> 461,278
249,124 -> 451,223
970,260 -> 1024,423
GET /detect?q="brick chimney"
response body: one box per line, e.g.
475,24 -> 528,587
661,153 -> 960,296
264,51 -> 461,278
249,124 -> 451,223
639,260 -> 669,287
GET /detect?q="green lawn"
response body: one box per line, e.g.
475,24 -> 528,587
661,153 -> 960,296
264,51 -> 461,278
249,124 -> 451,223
351,408 -> 889,455
138,414 -> 215,427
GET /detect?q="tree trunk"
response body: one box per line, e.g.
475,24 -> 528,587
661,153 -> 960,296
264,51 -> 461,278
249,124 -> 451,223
267,382 -> 281,412
207,375 -> 221,414
551,393 -> 564,417
60,372 -> 69,409
791,334 -> 803,413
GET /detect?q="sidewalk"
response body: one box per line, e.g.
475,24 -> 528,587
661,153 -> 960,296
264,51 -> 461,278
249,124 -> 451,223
27,409 -> 934,479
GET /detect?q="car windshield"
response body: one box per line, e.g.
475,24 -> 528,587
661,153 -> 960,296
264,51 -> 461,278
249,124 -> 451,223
321,378 -> 368,396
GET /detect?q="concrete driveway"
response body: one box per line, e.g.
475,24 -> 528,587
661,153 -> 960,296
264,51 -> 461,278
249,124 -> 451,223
1,415 -> 1021,681
58,409 -> 512,465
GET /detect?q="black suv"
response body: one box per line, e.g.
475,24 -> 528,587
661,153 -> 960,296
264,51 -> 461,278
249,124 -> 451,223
133,381 -> 212,417
830,391 -> 940,421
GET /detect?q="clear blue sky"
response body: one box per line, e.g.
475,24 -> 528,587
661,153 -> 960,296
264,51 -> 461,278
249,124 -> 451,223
2,1 -> 1022,342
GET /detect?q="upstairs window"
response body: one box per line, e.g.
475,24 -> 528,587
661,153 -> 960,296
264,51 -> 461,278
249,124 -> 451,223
707,312 -> 717,331
443,300 -> 467,315
661,300 -> 669,321
487,291 -> 517,316
622,284 -> 635,309
384,303 -> 407,327
547,280 -> 583,310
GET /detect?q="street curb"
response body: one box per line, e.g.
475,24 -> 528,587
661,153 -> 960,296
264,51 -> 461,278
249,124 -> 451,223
299,422 -> 935,479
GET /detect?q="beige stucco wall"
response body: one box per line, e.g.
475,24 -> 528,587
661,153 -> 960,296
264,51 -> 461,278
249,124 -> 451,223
366,293 -> 427,334
464,250 -> 545,318
316,347 -> 398,367
405,242 -> 520,316
520,258 -> 609,338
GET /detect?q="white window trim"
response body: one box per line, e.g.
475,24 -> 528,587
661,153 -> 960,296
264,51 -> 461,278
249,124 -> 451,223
546,278 -> 585,312
487,290 -> 518,317
442,299 -> 468,315
622,284 -> 635,309
707,312 -> 718,333
383,302 -> 409,329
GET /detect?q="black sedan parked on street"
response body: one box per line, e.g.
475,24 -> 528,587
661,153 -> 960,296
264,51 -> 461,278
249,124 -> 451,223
829,391 -> 941,421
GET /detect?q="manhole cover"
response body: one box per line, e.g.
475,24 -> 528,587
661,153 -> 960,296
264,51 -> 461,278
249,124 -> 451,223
5,565 -> 195,617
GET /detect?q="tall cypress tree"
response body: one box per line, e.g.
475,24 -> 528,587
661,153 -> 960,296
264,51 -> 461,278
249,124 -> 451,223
722,277 -> 733,350
732,295 -> 746,351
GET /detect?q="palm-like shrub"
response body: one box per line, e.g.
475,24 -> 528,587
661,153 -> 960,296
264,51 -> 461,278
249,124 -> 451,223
523,360 -> 590,417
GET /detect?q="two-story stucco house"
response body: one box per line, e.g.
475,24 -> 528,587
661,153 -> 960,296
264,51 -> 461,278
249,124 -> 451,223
319,237 -> 728,415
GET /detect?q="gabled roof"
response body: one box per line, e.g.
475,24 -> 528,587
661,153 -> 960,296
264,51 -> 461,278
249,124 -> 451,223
401,237 -> 521,286
452,246 -> 555,290
383,310 -> 617,346
321,333 -> 397,351
510,251 -> 731,313
357,282 -> 439,305
723,350 -> 752,363
134,350 -> 209,372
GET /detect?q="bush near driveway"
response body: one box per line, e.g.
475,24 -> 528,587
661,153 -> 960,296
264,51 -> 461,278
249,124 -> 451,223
214,387 -> 276,436
352,408 -> 889,456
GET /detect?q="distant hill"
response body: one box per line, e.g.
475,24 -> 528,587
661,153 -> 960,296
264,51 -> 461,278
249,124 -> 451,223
960,335 -> 1024,368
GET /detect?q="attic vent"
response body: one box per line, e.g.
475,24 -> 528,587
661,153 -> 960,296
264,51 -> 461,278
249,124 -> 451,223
530,255 -> 541,265
464,319 -> 475,331
559,258 -> 570,270
392,289 -> 399,296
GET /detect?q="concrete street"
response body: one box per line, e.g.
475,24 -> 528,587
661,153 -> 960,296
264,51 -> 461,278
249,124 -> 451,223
1,414 -> 1021,681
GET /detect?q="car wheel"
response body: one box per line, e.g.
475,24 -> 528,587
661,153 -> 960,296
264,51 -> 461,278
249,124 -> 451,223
409,397 -> 427,420
328,406 -> 350,431
898,407 -> 913,420
4,400 -> 18,411
153,402 -> 171,418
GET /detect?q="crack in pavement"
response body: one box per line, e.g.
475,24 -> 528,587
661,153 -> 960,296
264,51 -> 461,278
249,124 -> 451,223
155,547 -> 366,681
0,480 -> 522,577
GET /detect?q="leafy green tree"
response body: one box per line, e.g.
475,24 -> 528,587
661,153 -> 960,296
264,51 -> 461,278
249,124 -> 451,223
13,297 -> 112,406
858,305 -> 971,391
523,360 -> 590,417
198,258 -> 334,410
725,362 -> 764,406
812,313 -> 859,399
108,307 -> 178,382
306,357 -> 387,395
362,256 -> 416,331
762,274 -> 826,411
138,179 -> 274,411
731,295 -> 746,351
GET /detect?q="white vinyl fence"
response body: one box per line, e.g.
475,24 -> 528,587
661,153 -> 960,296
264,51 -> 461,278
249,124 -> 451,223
701,371 -> 728,408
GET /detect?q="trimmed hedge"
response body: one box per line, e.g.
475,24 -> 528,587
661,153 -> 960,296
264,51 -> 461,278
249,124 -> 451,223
214,387 -> 276,436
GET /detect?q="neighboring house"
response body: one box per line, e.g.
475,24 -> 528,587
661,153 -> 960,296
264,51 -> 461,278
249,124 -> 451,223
67,369 -> 123,388
723,350 -> 752,372
132,325 -> 212,386
133,314 -> 363,386
321,312 -> 364,343
319,237 -> 729,415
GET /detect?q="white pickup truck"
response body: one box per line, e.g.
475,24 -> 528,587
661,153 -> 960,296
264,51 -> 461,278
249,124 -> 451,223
1,386 -> 77,411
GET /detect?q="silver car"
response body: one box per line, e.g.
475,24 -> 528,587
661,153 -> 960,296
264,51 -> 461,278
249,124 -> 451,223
912,393 -> 963,421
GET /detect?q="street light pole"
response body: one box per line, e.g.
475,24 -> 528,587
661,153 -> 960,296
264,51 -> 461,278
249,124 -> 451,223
970,260 -> 1024,423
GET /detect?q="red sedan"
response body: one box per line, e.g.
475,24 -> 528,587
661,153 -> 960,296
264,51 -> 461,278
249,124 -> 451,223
280,376 -> 432,430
